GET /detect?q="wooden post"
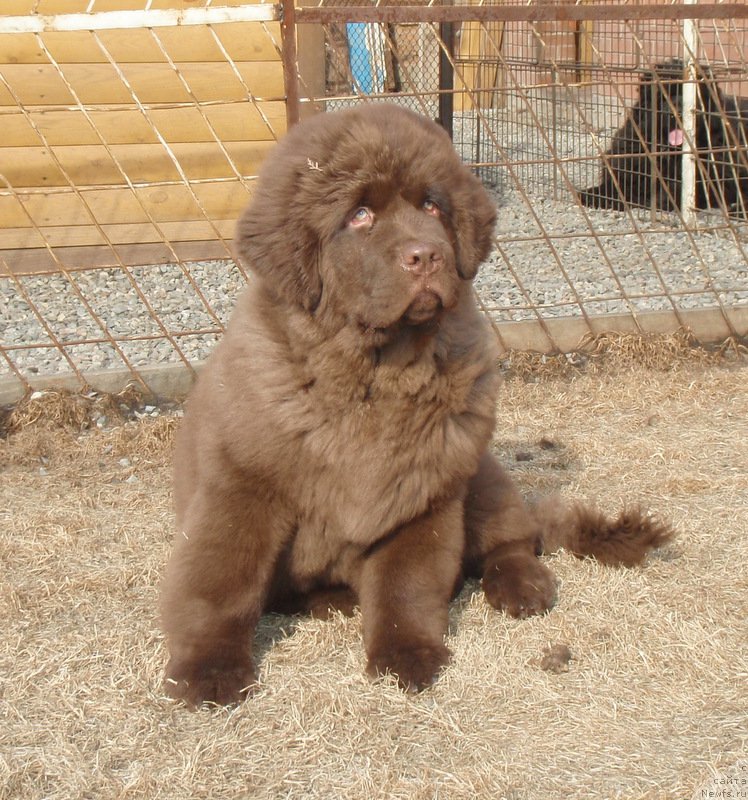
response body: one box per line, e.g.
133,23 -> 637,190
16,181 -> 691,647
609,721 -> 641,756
281,0 -> 301,127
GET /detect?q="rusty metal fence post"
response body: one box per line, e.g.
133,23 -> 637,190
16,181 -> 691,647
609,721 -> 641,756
439,17 -> 455,139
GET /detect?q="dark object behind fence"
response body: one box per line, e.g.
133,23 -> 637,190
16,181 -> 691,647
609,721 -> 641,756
578,60 -> 748,216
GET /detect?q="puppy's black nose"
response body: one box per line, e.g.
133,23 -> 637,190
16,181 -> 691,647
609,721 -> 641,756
401,243 -> 443,275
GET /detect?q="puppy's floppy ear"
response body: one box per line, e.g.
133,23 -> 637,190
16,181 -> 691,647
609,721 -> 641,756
235,162 -> 323,313
638,68 -> 658,109
451,169 -> 497,280
695,64 -> 724,114
235,192 -> 322,312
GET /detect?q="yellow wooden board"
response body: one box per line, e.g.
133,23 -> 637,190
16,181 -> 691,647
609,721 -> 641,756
0,6 -> 288,266
1,61 -> 285,105
578,19 -> 595,83
134,23 -> 282,64
1,101 -> 286,146
0,218 -> 237,250
454,21 -> 505,112
3,0 -> 84,11
0,240 -> 237,276
0,180 -> 254,228
4,0 -> 271,12
0,24 -> 282,65
0,34 -> 47,64
0,84 -> 16,106
0,140 -> 274,187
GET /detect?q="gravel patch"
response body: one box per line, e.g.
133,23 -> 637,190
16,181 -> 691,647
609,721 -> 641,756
1,262 -> 245,378
2,105 -> 748,380
478,187 -> 748,320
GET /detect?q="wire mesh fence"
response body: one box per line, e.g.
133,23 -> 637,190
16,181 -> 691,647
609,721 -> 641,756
1,2 -> 747,403
294,0 -> 748,352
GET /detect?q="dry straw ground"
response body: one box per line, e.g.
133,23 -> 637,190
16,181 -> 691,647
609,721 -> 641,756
1,342 -> 746,800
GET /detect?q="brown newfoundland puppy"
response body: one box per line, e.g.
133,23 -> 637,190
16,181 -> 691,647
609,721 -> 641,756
162,104 -> 671,707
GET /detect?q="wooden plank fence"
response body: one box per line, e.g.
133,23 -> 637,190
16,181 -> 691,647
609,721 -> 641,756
0,2 -> 289,274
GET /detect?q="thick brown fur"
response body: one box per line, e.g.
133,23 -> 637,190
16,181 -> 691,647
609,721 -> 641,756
532,497 -> 673,568
161,105 -> 673,707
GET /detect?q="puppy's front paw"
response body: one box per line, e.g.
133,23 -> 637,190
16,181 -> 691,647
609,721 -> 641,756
366,643 -> 451,692
164,656 -> 257,708
482,557 -> 557,618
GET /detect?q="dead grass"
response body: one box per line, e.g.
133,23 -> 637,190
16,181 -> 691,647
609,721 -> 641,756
500,328 -> 747,378
2,385 -> 146,435
1,357 -> 747,800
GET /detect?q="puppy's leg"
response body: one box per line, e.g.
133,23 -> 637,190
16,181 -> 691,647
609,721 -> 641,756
465,452 -> 557,618
161,485 -> 290,707
360,498 -> 464,692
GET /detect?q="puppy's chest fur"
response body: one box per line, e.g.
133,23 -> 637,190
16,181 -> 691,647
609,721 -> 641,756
272,319 -> 499,549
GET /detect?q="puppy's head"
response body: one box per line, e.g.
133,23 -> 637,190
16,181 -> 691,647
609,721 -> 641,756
638,61 -> 685,110
638,61 -> 726,149
236,105 -> 496,336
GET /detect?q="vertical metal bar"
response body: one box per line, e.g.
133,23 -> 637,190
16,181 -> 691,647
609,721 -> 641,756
551,66 -> 558,200
682,0 -> 699,226
438,20 -> 454,138
281,0 -> 301,127
650,73 -> 658,222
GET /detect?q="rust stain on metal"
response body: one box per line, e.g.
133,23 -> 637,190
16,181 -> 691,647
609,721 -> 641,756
296,4 -> 748,25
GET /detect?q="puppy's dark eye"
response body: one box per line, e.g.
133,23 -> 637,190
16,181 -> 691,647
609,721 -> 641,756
423,199 -> 441,216
349,207 -> 374,228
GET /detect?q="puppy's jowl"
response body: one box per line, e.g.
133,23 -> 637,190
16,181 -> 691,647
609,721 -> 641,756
161,105 -> 672,707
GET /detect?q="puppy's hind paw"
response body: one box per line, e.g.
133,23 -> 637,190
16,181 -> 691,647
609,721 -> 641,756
482,556 -> 557,619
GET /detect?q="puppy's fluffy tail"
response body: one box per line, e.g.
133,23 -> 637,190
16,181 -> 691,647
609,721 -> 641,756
532,496 -> 674,567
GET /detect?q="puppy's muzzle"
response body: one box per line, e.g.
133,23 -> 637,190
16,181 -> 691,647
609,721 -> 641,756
400,242 -> 444,276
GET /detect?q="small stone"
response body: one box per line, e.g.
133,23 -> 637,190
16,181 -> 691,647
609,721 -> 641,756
539,643 -> 573,674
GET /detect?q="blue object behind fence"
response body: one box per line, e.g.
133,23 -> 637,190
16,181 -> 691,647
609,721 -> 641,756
347,23 -> 385,94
